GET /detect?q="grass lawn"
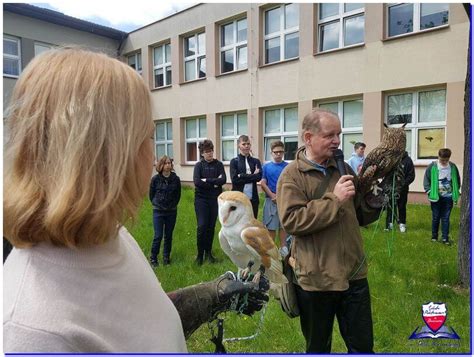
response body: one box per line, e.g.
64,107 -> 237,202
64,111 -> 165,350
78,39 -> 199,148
126,186 -> 470,353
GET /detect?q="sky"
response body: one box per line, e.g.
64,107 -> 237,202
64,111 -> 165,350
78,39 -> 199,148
28,1 -> 197,32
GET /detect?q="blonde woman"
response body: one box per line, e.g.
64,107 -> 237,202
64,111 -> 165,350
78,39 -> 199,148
3,48 -> 268,353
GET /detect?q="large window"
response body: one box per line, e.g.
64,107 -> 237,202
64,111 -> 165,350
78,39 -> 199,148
263,107 -> 298,161
3,35 -> 21,77
264,4 -> 299,64
127,52 -> 142,75
153,43 -> 172,88
185,117 -> 207,162
318,3 -> 365,52
386,88 -> 446,160
34,42 -> 52,56
220,18 -> 248,73
221,112 -> 248,161
155,120 -> 173,158
184,32 -> 206,81
387,3 -> 449,38
318,98 -> 363,159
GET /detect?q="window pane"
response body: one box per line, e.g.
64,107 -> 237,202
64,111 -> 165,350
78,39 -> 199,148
4,39 -> 18,55
419,90 -> 446,123
156,144 -> 166,159
421,3 -> 449,30
198,33 -> 206,55
154,68 -> 164,87
154,46 -> 164,65
128,55 -> 136,69
342,133 -> 363,159
166,66 -> 172,85
418,128 -> 445,159
265,37 -> 280,64
156,122 -> 166,140
345,3 -> 364,12
285,32 -> 299,59
388,3 -> 414,37
185,36 -> 196,57
405,129 -> 412,157
222,140 -> 235,161
320,21 -> 340,51
265,7 -> 280,35
237,18 -> 247,42
166,122 -> 172,139
387,93 -> 412,125
199,118 -> 207,138
284,107 -> 298,132
222,22 -> 234,47
221,50 -> 234,73
3,58 -> 19,76
185,60 -> 195,81
344,15 -> 364,46
264,137 -> 280,161
284,136 -> 298,160
343,100 -> 363,128
165,44 -> 171,63
186,119 -> 197,139
319,102 -> 338,114
320,3 -> 339,19
198,57 -> 206,78
35,44 -> 50,55
187,142 -> 197,161
237,46 -> 247,69
285,4 -> 299,29
167,144 -> 174,158
237,113 -> 248,135
222,115 -> 235,136
137,53 -> 142,71
265,109 -> 281,134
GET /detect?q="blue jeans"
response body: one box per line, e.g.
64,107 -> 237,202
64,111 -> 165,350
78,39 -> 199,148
151,210 -> 177,260
430,196 -> 454,241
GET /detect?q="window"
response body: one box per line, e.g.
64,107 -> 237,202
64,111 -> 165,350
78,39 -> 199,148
34,42 -> 52,56
221,112 -> 248,161
153,43 -> 172,88
318,3 -> 364,52
127,52 -> 142,75
263,107 -> 298,161
184,32 -> 206,81
220,18 -> 248,73
386,88 -> 446,160
155,120 -> 173,158
387,3 -> 449,37
185,117 -> 207,162
3,35 -> 21,77
264,4 -> 299,64
318,98 -> 363,159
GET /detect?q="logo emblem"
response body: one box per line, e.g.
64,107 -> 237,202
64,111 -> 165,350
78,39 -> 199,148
409,301 -> 460,340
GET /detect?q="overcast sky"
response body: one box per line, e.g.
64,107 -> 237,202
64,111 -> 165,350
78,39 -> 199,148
29,1 -> 196,32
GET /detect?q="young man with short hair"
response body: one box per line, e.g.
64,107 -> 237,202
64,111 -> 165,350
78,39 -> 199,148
347,142 -> 366,174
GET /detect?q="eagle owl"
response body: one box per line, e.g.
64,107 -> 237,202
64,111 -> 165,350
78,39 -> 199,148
358,124 -> 407,196
218,191 -> 287,284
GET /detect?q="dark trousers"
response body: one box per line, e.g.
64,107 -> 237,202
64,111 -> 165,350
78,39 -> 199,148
151,210 -> 177,260
195,196 -> 219,257
251,198 -> 259,219
386,188 -> 408,227
295,278 -> 374,354
431,196 -> 454,241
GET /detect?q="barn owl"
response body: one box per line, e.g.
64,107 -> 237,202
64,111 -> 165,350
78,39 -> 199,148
218,191 -> 287,284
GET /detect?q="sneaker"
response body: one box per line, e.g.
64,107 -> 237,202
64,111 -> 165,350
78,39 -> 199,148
163,257 -> 171,265
279,246 -> 289,258
442,240 -> 451,246
149,257 -> 158,268
399,224 -> 406,233
431,238 -> 438,242
195,255 -> 203,266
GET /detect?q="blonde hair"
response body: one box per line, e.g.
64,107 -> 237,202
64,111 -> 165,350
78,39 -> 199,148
301,108 -> 339,140
4,48 -> 154,248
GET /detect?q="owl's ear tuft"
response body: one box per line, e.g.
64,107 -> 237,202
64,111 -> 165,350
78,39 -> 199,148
402,122 -> 407,128
383,123 -> 388,128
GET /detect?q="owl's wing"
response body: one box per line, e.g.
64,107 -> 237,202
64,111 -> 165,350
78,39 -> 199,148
241,226 -> 287,284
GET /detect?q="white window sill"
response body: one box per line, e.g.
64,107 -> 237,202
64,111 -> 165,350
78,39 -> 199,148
315,43 -> 365,56
216,68 -> 248,78
383,24 -> 449,42
3,74 -> 19,79
180,77 -> 206,86
259,56 -> 299,69
151,84 -> 172,92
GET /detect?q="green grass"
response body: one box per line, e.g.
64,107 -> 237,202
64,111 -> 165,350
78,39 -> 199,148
126,186 -> 470,353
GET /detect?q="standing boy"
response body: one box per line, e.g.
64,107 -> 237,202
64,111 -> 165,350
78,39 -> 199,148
347,142 -> 366,174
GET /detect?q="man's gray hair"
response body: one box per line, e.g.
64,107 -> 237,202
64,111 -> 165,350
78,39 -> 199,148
301,108 -> 339,140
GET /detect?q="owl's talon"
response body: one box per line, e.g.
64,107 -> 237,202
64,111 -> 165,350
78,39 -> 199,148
241,260 -> 254,280
252,265 -> 265,284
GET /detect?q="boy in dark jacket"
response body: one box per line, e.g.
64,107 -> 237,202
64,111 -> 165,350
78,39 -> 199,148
149,156 -> 181,266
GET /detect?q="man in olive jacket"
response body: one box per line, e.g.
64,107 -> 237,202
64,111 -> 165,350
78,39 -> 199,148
276,108 -> 381,353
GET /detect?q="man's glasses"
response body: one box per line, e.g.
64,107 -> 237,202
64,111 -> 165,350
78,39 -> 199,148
272,150 -> 284,154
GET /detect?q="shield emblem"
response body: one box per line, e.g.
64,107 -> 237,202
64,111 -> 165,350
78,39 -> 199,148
422,302 -> 447,333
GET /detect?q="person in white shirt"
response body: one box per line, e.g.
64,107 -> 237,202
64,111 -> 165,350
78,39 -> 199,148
3,48 -> 268,353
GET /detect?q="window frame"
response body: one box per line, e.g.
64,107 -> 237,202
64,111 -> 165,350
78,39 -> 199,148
3,35 -> 21,78
183,32 -> 206,82
386,3 -> 449,39
185,117 -> 207,163
317,3 -> 365,53
263,106 -> 299,162
127,52 -> 142,75
384,87 -> 447,162
220,17 -> 248,74
34,41 -> 53,56
263,4 -> 300,65
153,42 -> 172,88
154,120 -> 173,159
220,112 -> 248,163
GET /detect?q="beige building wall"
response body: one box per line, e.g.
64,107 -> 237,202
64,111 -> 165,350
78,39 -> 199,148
121,3 -> 469,199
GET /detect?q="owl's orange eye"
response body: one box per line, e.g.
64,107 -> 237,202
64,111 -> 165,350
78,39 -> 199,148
230,206 -> 237,211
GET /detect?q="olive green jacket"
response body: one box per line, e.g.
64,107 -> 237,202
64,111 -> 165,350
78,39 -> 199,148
276,147 -> 380,291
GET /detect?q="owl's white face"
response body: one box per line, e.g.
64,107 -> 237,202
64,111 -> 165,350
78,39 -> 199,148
218,198 -> 253,227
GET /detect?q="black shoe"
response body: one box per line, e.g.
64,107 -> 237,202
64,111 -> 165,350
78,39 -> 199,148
149,257 -> 158,268
163,257 -> 171,265
206,253 -> 217,264
195,256 -> 203,266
